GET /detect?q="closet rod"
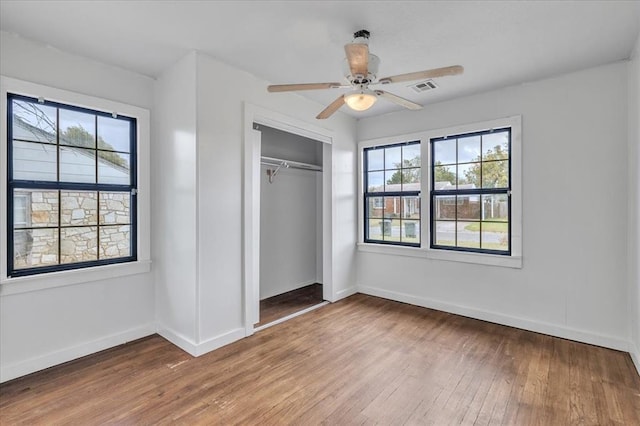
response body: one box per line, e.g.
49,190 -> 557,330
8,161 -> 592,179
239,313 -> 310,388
260,156 -> 322,172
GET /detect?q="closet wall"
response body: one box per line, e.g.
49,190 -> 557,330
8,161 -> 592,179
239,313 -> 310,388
259,125 -> 323,300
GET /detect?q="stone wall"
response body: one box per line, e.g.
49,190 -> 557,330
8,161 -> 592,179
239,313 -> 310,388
13,190 -> 131,269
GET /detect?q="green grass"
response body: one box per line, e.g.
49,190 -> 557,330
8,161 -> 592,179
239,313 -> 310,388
464,221 -> 508,232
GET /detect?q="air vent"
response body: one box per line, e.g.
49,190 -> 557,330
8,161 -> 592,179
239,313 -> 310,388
409,80 -> 438,93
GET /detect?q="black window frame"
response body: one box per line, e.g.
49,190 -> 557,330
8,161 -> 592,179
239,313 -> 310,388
363,140 -> 421,247
7,93 -> 138,277
430,127 -> 511,255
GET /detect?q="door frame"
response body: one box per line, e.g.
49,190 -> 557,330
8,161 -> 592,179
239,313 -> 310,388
243,103 -> 335,336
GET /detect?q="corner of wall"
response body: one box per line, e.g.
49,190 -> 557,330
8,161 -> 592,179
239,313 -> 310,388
628,30 -> 640,368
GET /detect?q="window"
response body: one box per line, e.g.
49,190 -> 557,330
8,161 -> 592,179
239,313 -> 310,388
431,128 -> 511,254
7,93 -> 137,277
363,141 -> 421,246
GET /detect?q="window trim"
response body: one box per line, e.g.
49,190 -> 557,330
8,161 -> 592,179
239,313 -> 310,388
358,115 -> 522,268
7,93 -> 138,277
1,76 -> 151,290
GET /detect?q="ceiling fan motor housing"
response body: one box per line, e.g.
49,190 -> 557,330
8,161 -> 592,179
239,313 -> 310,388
343,53 -> 379,85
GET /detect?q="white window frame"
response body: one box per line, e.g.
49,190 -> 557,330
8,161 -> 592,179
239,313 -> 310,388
358,115 -> 522,268
0,76 -> 151,294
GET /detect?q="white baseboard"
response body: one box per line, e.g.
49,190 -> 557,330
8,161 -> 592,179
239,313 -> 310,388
335,286 -> 357,301
156,326 -> 198,356
357,285 -> 629,352
630,341 -> 640,377
0,323 -> 156,383
157,326 -> 246,357
194,327 -> 246,357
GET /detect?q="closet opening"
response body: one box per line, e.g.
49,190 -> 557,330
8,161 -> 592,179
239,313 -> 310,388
253,123 -> 328,329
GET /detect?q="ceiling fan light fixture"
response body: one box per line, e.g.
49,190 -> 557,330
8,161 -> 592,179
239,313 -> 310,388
344,89 -> 377,111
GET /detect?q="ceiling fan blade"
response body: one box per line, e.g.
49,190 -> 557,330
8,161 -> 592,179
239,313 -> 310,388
344,43 -> 369,77
375,90 -> 422,110
316,95 -> 345,119
378,65 -> 464,84
267,82 -> 344,93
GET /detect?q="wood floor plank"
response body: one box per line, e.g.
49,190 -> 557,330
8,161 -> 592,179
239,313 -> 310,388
1,294 -> 639,425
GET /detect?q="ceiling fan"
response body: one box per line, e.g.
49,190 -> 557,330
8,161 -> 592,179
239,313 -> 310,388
267,29 -> 464,119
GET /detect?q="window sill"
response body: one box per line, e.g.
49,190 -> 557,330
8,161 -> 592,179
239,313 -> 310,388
0,260 -> 152,296
357,242 -> 428,258
357,243 -> 522,268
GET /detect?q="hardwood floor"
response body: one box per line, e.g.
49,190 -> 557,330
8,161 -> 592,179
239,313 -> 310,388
1,294 -> 639,425
256,283 -> 324,327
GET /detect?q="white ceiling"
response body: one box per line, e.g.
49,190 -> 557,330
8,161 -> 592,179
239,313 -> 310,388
1,1 -> 639,119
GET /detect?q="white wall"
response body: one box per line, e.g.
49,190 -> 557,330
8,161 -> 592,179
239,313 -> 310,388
629,34 -> 640,372
195,52 -> 357,350
260,166 -> 320,299
260,126 -> 322,299
152,52 -> 199,350
0,32 -> 153,110
0,32 -> 155,382
357,61 -> 630,350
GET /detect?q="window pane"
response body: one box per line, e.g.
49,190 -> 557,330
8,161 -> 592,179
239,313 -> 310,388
100,192 -> 131,225
457,135 -> 481,163
61,191 -> 97,225
100,225 -> 131,259
434,221 -> 456,247
383,196 -> 401,218
384,146 -> 401,170
433,139 -> 456,165
433,165 -> 455,188
482,194 -> 509,221
401,196 -> 420,219
481,221 -> 509,251
402,168 -> 420,186
384,169 -> 402,191
60,227 -> 98,264
385,219 -> 401,242
482,131 -> 509,160
457,195 -> 481,220
59,109 -> 96,149
458,222 -> 480,248
97,116 -> 131,152
367,218 -> 384,240
481,160 -> 509,188
402,144 -> 420,165
367,171 -> 384,192
457,163 -> 480,188
12,141 -> 57,181
59,146 -> 96,183
434,195 -> 456,220
98,151 -> 130,184
14,228 -> 58,269
12,100 -> 57,144
366,149 -> 384,171
367,197 -> 383,219
402,220 -> 419,243
14,189 -> 59,228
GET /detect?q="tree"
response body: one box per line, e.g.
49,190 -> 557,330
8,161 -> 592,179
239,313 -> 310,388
433,161 -> 456,185
463,144 -> 508,188
385,157 -> 420,185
